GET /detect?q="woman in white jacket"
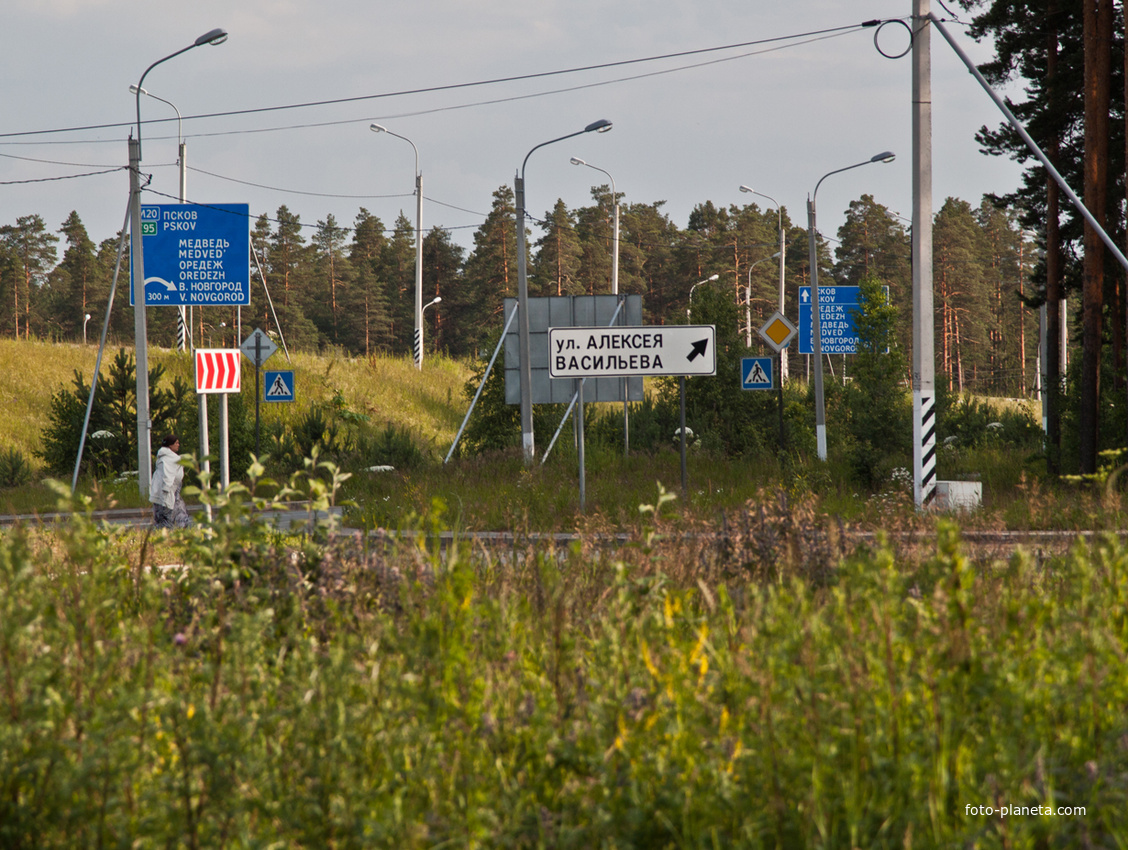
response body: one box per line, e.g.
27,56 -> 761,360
151,434 -> 192,528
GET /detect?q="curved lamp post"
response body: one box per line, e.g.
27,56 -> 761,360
370,123 -> 425,370
687,273 -> 720,319
744,253 -> 780,347
515,119 -> 612,464
129,27 -> 227,498
739,186 -> 787,378
83,313 -> 92,345
132,84 -> 191,352
421,295 -> 441,358
570,155 -> 630,455
569,157 -> 619,295
807,150 -> 895,460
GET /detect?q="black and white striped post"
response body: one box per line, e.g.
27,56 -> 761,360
912,0 -> 937,507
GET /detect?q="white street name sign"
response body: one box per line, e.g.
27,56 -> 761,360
548,325 -> 716,378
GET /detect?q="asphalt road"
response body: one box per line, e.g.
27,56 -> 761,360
0,503 -> 344,532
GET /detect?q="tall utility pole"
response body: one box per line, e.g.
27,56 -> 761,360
514,119 -> 612,465
913,0 -> 937,508
128,134 -> 151,498
130,28 -> 228,498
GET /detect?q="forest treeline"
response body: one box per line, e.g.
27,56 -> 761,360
0,187 -> 1041,397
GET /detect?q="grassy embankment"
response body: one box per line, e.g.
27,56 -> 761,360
1,337 -> 1125,533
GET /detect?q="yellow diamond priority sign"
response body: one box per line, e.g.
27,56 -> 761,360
758,311 -> 797,353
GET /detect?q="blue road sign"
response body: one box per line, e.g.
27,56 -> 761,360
130,203 -> 250,307
741,357 -> 774,390
263,370 -> 295,403
798,285 -> 861,354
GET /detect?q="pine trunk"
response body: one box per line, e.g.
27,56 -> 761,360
1079,0 -> 1112,474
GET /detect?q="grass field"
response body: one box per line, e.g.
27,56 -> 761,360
1,476 -> 1124,845
2,340 -> 1127,844
1,337 -> 1124,535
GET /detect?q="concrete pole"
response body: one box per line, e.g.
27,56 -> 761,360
806,197 -> 827,460
778,219 -> 788,382
912,0 -> 938,507
414,172 -> 424,368
515,174 -> 535,464
178,140 -> 189,352
129,137 -> 152,498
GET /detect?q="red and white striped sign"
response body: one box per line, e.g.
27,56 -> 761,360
195,349 -> 242,394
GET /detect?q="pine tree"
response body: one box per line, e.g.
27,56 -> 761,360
380,211 -> 417,356
50,211 -> 105,341
0,214 -> 58,339
834,195 -> 911,353
310,214 -> 352,346
533,199 -> 583,296
349,208 -> 391,357
933,198 -> 988,393
574,186 -> 617,295
957,0 -> 1124,472
264,206 -> 318,351
458,186 -> 518,357
421,226 -> 464,355
267,206 -> 307,310
619,200 -> 678,322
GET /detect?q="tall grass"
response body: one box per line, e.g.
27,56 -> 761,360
1,477 -> 1124,846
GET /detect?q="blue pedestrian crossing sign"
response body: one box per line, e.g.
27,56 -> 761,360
263,370 -> 295,403
741,357 -> 773,390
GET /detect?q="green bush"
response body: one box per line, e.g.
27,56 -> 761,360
0,446 -> 33,487
358,421 -> 426,469
843,275 -> 912,489
36,348 -> 191,478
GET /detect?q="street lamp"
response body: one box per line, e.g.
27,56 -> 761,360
132,84 -> 191,352
515,119 -> 612,464
569,157 -> 619,295
571,155 -> 630,455
744,253 -> 780,347
739,186 -> 787,378
130,27 -> 227,499
421,295 -> 441,360
687,273 -> 720,319
83,313 -> 91,345
807,150 -> 895,461
370,123 -> 425,370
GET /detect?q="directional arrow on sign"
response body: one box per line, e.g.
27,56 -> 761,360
548,324 -> 716,377
800,289 -> 811,303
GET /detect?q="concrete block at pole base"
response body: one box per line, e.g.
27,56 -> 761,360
933,480 -> 982,512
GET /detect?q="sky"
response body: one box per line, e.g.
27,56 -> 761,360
1,0 -> 1026,261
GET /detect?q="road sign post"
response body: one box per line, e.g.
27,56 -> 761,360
548,325 -> 716,378
264,371 -> 295,403
797,285 -> 888,355
756,313 -> 796,451
240,328 -> 278,457
194,349 -> 241,490
548,324 -> 716,501
130,203 -> 250,307
741,357 -> 774,390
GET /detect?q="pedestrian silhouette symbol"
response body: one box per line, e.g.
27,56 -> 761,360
267,374 -> 290,397
748,361 -> 768,384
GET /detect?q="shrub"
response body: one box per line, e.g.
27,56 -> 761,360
843,275 -> 912,488
0,446 -> 33,487
358,422 -> 426,469
37,349 -> 191,478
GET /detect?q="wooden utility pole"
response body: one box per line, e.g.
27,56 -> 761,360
1079,0 -> 1112,474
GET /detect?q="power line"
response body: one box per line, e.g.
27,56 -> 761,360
0,167 -> 123,186
188,165 -> 414,200
0,20 -> 890,141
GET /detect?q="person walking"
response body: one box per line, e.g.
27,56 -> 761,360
151,434 -> 192,528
